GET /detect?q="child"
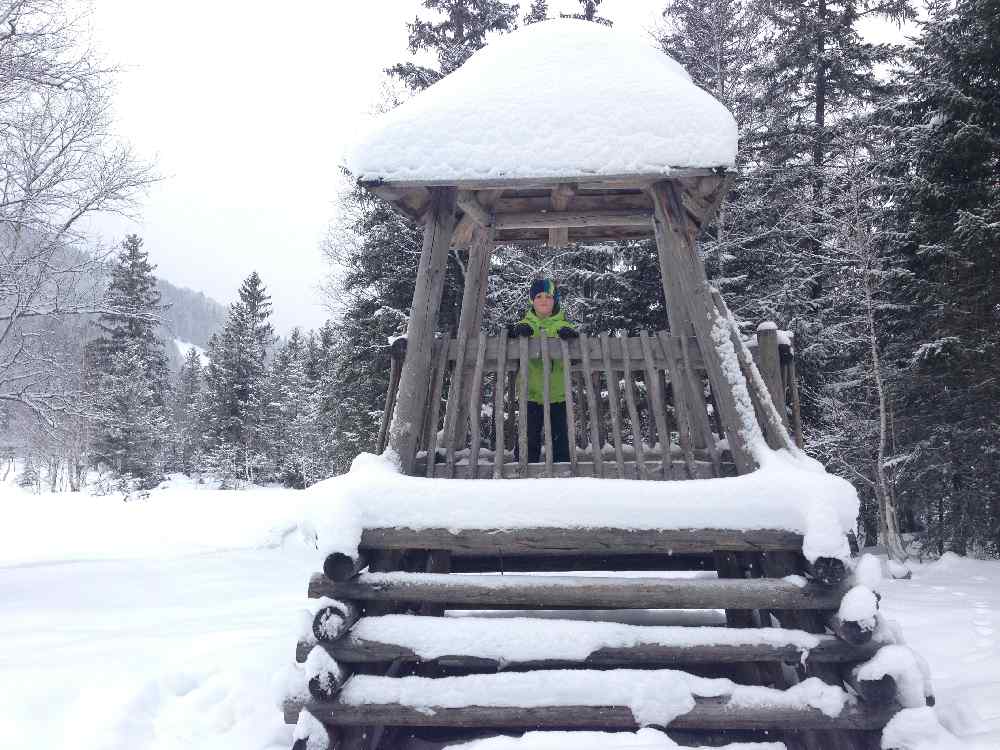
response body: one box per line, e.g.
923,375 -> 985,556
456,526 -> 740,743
507,278 -> 579,464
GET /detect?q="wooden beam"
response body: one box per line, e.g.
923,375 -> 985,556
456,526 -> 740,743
356,526 -> 806,556
494,209 -> 652,230
650,180 -> 758,474
421,458 -> 725,480
388,187 -> 458,474
456,190 -> 493,227
548,183 -> 574,246
358,168 -> 721,192
447,552 -> 714,573
291,694 -> 898,731
311,572 -> 846,610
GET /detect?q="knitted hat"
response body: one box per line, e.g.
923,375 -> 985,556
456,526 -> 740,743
529,278 -> 560,313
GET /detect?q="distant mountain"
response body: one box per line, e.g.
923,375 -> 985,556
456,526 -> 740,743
158,279 -> 228,350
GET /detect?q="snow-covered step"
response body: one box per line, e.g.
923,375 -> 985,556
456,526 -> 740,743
286,669 -> 897,732
395,731 -> 789,750
308,572 -> 845,611
298,614 -> 879,668
357,526 -> 807,556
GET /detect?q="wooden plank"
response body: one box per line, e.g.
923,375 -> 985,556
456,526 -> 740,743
355,527 -> 805,557
788,353 -> 804,447
659,331 -> 698,478
548,183 -> 574,246
559,338 -> 578,473
618,334 -> 647,479
599,333 -> 627,478
442,333 -> 467,478
320,630 -> 880,668
576,333 -> 604,478
650,181 -> 757,474
424,339 -> 451,477
517,335 -> 530,474
756,323 -> 789,434
467,334 -> 488,477
496,226 -> 656,244
420,550 -> 452,618
359,168 -> 721,192
315,573 -> 847,610
294,693 -> 896,731
494,209 -> 652,230
389,187 -> 458,474
376,353 -> 402,454
639,331 -> 673,480
493,329 -> 508,479
681,334 -> 722,476
428,458 -> 723,480
540,329 -> 553,476
498,191 -> 649,215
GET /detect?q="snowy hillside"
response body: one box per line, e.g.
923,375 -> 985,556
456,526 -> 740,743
0,476 -> 997,750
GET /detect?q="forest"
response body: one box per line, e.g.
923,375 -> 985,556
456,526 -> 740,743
2,0 -> 997,558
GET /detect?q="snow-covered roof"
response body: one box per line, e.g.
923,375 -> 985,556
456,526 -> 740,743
347,19 -> 738,185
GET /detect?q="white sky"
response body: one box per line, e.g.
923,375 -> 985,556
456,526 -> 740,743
90,0 -> 666,334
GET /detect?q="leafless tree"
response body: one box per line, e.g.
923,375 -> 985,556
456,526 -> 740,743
0,0 -> 156,423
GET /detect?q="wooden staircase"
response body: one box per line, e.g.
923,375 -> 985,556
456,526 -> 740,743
285,526 -> 905,750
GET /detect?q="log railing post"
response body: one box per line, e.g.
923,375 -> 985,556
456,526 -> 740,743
376,338 -> 406,455
388,187 -> 458,475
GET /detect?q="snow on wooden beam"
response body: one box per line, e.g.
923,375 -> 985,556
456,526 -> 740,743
290,694 -> 898,731
354,526 -> 806,556
358,168 -> 721,192
309,572 -> 845,611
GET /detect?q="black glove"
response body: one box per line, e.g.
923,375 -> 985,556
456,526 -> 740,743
507,323 -> 533,338
557,327 -> 579,340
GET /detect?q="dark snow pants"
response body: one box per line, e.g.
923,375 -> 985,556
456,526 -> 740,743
523,401 -> 571,464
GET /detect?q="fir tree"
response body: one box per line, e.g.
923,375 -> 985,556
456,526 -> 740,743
170,347 -> 204,474
201,272 -> 276,486
523,0 -> 548,24
86,235 -> 169,485
562,0 -> 611,25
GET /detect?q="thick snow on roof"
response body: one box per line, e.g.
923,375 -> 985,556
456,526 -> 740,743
347,19 -> 738,183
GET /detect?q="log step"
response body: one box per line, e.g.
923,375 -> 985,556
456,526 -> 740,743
359,527 -> 806,556
297,614 -> 880,667
308,572 -> 844,610
286,669 -> 898,731
392,728 -> 790,749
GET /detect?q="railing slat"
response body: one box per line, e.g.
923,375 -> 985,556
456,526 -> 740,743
619,334 -> 647,480
424,338 -> 451,478
540,330 -> 554,476
577,334 -> 603,478
468,334 -> 488,478
560,338 -> 579,473
443,332 -> 471,478
639,331 -> 673,480
680,333 -> 722,477
658,330 -> 697,479
599,333 -> 627,479
518,335 -> 530,476
493,328 -> 508,479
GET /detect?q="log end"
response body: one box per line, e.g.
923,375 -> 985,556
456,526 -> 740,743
323,553 -> 362,582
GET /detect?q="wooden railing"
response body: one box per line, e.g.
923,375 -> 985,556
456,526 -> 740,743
377,327 -> 800,480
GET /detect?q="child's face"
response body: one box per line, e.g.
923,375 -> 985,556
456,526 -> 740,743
532,292 -> 555,318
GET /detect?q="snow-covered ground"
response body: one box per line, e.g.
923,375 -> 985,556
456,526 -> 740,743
0,478 -> 997,749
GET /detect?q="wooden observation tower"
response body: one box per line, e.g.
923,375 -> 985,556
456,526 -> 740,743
284,19 -> 923,750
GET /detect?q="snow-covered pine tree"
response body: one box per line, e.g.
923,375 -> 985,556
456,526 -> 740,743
200,272 -> 276,486
86,235 -> 170,486
876,0 -> 1000,555
523,0 -> 548,24
561,0 -> 612,25
170,347 -> 204,474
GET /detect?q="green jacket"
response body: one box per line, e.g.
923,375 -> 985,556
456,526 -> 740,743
515,309 -> 575,403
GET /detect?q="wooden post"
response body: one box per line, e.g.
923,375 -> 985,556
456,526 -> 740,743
518,335 -> 530,474
493,328 -> 509,478
540,329 -> 554,476
639,331 -> 673,480
376,345 -> 404,455
389,187 -> 458,475
599,333 -> 627,478
577,334 -> 603,477
756,321 -> 790,449
659,332 -> 697,479
467,334 -> 488,477
649,180 -> 758,474
619,335 -> 648,479
560,338 -> 579,474
423,338 -> 450,477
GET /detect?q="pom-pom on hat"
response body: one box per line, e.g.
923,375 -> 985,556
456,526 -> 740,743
529,278 -> 560,314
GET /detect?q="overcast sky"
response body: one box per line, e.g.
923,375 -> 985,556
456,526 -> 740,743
90,0 -> 667,334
